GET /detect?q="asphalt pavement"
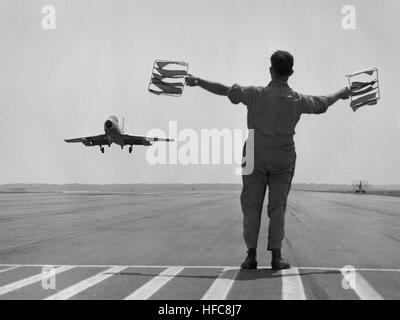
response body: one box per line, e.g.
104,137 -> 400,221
0,190 -> 399,299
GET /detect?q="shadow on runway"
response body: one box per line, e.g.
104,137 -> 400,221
234,268 -> 341,281
112,271 -> 221,280
104,268 -> 341,281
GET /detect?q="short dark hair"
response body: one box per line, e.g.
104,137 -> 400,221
270,50 -> 294,77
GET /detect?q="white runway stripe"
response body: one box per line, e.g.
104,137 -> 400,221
281,268 -> 306,300
44,266 -> 127,300
124,266 -> 184,300
0,266 -> 20,274
340,269 -> 384,300
0,265 -> 74,296
202,268 -> 239,300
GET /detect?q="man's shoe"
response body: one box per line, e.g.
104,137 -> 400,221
271,249 -> 291,270
241,249 -> 257,270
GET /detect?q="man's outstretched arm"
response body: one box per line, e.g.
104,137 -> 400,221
325,87 -> 351,107
185,75 -> 229,96
301,87 -> 351,114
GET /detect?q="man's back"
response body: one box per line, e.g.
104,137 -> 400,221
228,80 -> 330,148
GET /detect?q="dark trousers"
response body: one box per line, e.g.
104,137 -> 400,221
240,144 -> 296,250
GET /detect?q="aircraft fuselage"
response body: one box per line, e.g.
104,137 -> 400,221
103,115 -> 126,147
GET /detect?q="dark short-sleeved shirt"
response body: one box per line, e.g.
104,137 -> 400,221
227,80 -> 330,147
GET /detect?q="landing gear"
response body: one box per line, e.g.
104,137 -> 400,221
100,146 -> 105,154
129,146 -> 133,154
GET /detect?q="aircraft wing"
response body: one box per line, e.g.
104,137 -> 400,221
121,134 -> 174,146
64,134 -> 108,146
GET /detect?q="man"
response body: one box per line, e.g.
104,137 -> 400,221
185,50 -> 350,270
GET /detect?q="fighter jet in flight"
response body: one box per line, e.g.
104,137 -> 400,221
64,115 -> 173,154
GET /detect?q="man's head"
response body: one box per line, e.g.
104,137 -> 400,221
270,50 -> 294,81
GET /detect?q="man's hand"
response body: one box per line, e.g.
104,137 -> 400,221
185,75 -> 200,87
339,87 -> 351,100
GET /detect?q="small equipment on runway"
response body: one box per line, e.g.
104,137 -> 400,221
148,60 -> 189,97
352,180 -> 369,194
346,68 -> 380,112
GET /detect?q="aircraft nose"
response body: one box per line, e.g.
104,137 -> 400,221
105,120 -> 113,129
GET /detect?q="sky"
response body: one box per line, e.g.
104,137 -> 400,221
0,0 -> 399,184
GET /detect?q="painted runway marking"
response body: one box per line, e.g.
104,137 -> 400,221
44,266 -> 127,300
0,265 -> 74,296
0,264 -> 395,300
281,268 -> 306,300
202,268 -> 239,300
0,266 -> 20,274
124,266 -> 184,300
1,264 -> 399,272
340,269 -> 384,300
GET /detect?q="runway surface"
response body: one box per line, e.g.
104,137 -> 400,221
0,190 -> 399,300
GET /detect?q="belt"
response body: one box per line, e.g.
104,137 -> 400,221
252,135 -> 295,148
